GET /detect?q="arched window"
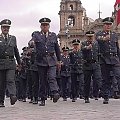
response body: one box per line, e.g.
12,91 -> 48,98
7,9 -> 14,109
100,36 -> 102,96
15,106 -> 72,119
70,5 -> 73,10
68,16 -> 75,27
63,6 -> 64,10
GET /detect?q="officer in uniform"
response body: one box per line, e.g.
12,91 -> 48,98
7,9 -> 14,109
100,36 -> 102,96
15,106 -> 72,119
69,39 -> 84,102
61,46 -> 71,101
31,17 -> 61,106
81,31 -> 102,103
28,40 -> 39,104
96,17 -> 120,104
0,19 -> 21,107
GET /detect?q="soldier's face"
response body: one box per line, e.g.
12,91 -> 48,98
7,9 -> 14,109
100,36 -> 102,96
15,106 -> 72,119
73,44 -> 80,50
40,23 -> 50,32
1,26 -> 10,35
63,51 -> 68,55
103,23 -> 112,31
86,35 -> 94,41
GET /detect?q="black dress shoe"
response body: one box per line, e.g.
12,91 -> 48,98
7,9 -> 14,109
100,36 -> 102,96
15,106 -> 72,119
33,100 -> 38,104
103,98 -> 109,104
29,99 -> 33,103
39,101 -> 45,106
85,99 -> 90,103
0,103 -> 5,107
114,92 -> 120,99
53,93 -> 60,103
22,98 -> 26,102
95,97 -> 98,100
10,96 -> 17,105
80,96 -> 84,99
32,98 -> 38,104
72,98 -> 76,102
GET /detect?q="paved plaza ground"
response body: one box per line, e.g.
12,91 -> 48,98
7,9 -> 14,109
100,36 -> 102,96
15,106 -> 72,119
0,98 -> 120,120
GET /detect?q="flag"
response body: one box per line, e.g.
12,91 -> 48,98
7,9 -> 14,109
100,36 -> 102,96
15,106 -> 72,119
114,0 -> 120,25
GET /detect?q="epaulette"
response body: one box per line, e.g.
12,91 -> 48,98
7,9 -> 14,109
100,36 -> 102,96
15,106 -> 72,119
95,31 -> 102,36
31,31 -> 40,37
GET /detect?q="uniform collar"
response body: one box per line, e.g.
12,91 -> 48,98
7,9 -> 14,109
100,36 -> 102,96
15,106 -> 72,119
1,33 -> 9,39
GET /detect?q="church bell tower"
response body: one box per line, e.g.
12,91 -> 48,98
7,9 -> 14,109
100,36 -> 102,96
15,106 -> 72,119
58,0 -> 87,48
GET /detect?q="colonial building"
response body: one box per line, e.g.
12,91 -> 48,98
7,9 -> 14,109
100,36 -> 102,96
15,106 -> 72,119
58,0 -> 120,48
58,0 -> 92,48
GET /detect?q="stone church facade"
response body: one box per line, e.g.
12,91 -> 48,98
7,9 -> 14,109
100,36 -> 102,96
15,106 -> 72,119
58,0 -> 120,48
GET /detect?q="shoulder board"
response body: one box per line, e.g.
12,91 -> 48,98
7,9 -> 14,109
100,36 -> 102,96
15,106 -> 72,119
31,31 -> 40,37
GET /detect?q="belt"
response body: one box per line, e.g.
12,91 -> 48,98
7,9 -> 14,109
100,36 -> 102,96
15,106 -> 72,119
0,56 -> 14,59
84,60 -> 97,63
103,53 -> 118,57
45,52 -> 55,56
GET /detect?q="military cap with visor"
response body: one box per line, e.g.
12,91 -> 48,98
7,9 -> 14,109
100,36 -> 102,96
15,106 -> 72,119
85,31 -> 95,36
102,17 -> 114,24
62,46 -> 69,51
72,39 -> 80,45
0,19 -> 11,27
39,17 -> 51,24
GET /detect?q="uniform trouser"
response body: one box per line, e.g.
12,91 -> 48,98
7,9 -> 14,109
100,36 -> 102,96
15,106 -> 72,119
111,75 -> 119,92
0,69 -> 16,103
93,78 -> 99,97
27,70 -> 33,99
101,63 -> 120,99
38,66 -> 59,100
71,73 -> 84,99
20,77 -> 27,99
31,71 -> 39,99
61,76 -> 71,98
84,68 -> 102,99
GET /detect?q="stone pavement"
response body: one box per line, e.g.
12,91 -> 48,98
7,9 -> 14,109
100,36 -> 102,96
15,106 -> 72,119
0,98 -> 120,120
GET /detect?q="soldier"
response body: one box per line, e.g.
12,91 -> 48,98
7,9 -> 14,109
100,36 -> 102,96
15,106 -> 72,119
69,39 -> 84,102
19,47 -> 28,102
31,17 -> 61,106
0,19 -> 21,107
28,40 -> 39,104
81,31 -> 102,103
61,46 -> 71,101
96,17 -> 120,104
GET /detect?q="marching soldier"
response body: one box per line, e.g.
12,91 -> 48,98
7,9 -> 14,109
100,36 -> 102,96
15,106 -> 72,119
81,31 -> 102,103
61,46 -> 71,101
96,17 -> 120,104
0,19 -> 21,107
28,40 -> 39,104
69,39 -> 84,102
31,17 -> 61,106
19,47 -> 29,102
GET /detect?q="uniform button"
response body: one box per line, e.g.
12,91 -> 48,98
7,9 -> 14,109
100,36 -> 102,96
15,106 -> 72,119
46,51 -> 48,52
110,53 -> 112,55
5,52 -> 7,54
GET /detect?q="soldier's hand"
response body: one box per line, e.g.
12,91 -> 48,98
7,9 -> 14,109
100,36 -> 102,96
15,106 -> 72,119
17,64 -> 22,71
86,44 -> 92,49
103,35 -> 110,41
57,61 -> 62,70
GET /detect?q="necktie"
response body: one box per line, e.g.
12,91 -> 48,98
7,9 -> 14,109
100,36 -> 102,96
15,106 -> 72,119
4,35 -> 7,42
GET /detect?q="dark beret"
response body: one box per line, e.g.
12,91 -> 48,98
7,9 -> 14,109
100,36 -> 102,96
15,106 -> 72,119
0,19 -> 11,27
39,17 -> 51,24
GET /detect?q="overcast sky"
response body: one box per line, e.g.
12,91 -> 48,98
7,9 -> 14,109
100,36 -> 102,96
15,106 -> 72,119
0,0 -> 115,52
